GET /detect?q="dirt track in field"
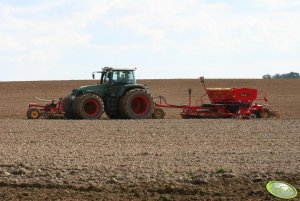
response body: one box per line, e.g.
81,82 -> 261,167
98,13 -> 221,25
0,79 -> 299,200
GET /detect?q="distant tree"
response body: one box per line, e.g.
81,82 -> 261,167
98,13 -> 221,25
272,74 -> 281,79
283,72 -> 299,78
262,74 -> 272,79
263,72 -> 299,79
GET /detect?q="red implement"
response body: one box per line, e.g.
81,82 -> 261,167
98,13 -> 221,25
27,97 -> 64,119
154,77 -> 279,119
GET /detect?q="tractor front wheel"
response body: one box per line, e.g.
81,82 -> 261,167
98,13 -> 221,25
120,89 -> 154,119
73,93 -> 104,119
27,108 -> 41,119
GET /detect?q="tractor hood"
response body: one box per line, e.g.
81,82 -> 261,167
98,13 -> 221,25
72,84 -> 100,96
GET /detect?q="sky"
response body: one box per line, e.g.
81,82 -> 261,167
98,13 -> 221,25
0,0 -> 300,81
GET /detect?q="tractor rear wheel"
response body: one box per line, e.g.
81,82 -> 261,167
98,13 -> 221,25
120,89 -> 154,119
73,93 -> 104,119
152,108 -> 165,119
62,95 -> 75,119
27,108 -> 41,119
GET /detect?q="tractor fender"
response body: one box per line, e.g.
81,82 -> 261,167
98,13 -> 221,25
83,90 -> 101,98
74,90 -> 101,99
117,84 -> 147,97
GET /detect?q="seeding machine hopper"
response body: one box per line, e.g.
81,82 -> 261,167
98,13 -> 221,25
153,77 -> 279,119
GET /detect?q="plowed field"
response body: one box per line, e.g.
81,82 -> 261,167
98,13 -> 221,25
0,79 -> 299,200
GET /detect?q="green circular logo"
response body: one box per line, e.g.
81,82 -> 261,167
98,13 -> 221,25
266,181 -> 298,199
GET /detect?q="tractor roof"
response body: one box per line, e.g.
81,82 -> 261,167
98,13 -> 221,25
102,67 -> 137,72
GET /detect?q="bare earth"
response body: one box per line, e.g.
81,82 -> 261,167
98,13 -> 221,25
0,79 -> 299,200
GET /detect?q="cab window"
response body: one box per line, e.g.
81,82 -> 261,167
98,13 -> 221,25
111,71 -> 135,84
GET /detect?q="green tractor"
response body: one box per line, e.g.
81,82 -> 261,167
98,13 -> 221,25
62,67 -> 154,119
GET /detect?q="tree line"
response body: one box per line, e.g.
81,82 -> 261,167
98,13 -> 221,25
262,72 -> 299,79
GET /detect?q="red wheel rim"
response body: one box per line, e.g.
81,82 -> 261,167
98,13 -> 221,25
131,96 -> 150,115
84,99 -> 100,116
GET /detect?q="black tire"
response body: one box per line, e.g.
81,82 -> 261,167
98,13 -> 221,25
73,93 -> 104,119
120,89 -> 154,119
258,105 -> 272,118
62,95 -> 75,119
152,108 -> 165,119
27,108 -> 41,119
248,114 -> 257,119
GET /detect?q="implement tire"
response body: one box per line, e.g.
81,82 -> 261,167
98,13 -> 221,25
73,93 -> 104,119
152,108 -> 165,119
27,108 -> 41,119
120,89 -> 154,119
62,95 -> 76,119
258,105 -> 272,118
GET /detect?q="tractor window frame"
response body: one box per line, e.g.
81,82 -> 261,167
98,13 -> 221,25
100,72 -> 111,84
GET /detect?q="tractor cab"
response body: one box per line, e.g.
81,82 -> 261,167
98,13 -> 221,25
93,67 -> 136,85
